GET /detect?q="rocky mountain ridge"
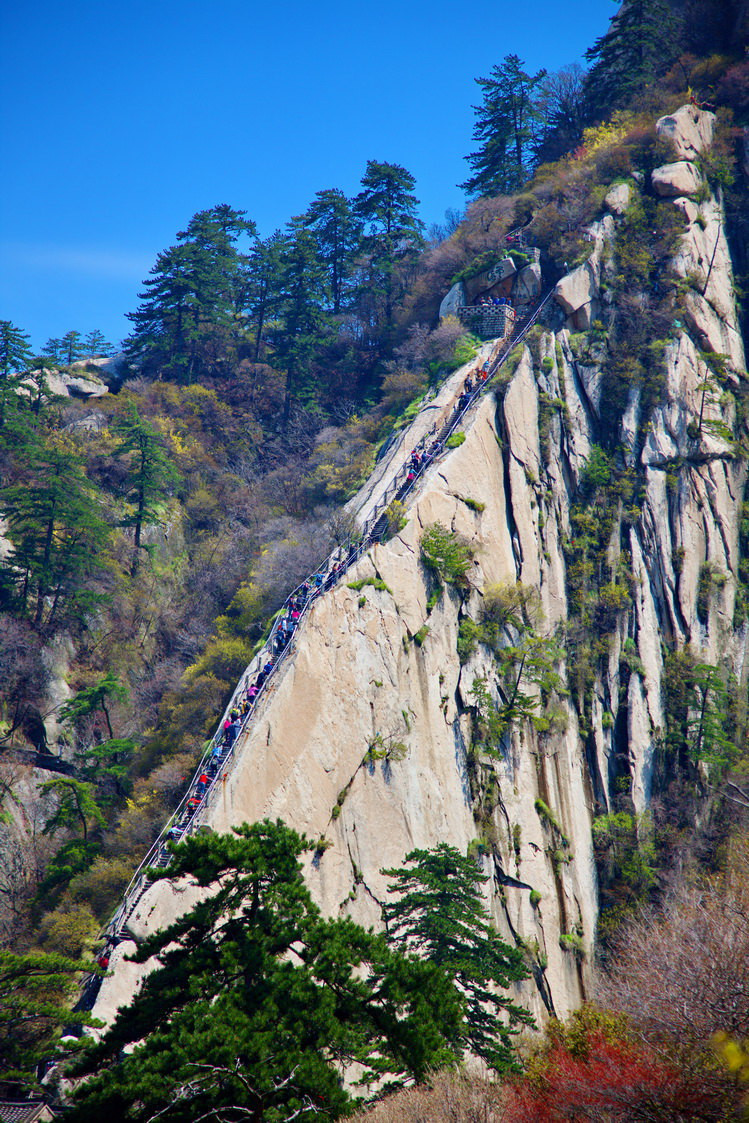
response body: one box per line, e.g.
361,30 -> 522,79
91,104 -> 748,1034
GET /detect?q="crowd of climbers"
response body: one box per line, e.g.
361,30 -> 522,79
141,355 -> 495,864
476,295 -> 512,308
92,273 -> 553,975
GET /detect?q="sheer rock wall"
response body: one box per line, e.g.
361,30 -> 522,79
94,104 -> 748,1030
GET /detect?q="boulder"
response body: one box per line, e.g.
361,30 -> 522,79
672,197 -> 699,224
74,352 -> 130,388
656,104 -> 715,161
439,280 -> 466,319
604,182 -> 631,215
64,411 -> 108,433
651,161 -> 703,197
487,257 -> 517,284
554,261 -> 598,328
24,368 -> 109,400
513,262 -> 542,303
64,374 -> 109,399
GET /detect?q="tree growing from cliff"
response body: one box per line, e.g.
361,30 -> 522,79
663,649 -> 737,774
461,55 -> 547,197
382,843 -> 533,1072
68,821 -> 463,1122
60,673 -> 135,802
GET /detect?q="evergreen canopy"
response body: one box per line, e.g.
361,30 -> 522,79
382,843 -> 533,1072
69,820 -> 463,1122
461,55 -> 547,198
584,0 -> 681,117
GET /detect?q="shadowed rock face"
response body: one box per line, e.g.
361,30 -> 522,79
92,104 -> 748,1034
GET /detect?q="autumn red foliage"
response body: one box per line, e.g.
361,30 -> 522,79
503,1032 -> 726,1122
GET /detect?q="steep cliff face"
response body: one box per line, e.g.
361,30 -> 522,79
94,105 -> 747,1031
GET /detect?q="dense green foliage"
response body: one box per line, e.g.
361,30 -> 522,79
419,522 -> 473,587
462,55 -> 548,197
0,948 -> 95,1097
69,821 -> 463,1121
584,0 -> 681,117
382,844 -> 532,1072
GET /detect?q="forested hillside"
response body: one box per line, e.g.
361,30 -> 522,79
3,0 -> 749,1116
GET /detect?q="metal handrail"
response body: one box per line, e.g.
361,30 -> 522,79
100,283 -> 555,945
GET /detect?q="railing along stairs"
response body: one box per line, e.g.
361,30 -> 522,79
98,282 -> 556,955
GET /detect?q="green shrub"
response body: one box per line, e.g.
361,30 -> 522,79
534,798 -> 570,846
446,431 -> 466,449
413,625 -> 430,647
384,498 -> 407,538
457,617 -> 482,663
347,576 -> 391,594
68,856 -> 134,920
452,333 -> 481,368
592,811 -> 657,900
621,638 -> 645,676
559,931 -> 585,958
697,562 -> 726,625
426,585 -> 443,612
581,445 -> 612,493
458,495 -> 486,513
451,252 -> 502,284
364,733 -> 408,764
420,523 -> 473,587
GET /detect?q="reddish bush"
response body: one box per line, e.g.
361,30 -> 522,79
504,1033 -> 724,1121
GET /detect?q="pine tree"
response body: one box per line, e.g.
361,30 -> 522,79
68,821 -> 463,1122
664,650 -> 737,774
584,0 -> 681,118
0,447 -> 111,628
59,673 -> 134,802
303,188 -> 362,313
82,329 -> 114,358
125,204 -> 255,381
40,777 -> 106,842
113,403 -> 180,576
0,948 -> 95,1097
461,55 -> 547,197
0,320 -> 32,378
274,223 -> 329,425
354,160 -> 424,328
60,330 -> 85,365
382,843 -> 533,1072
238,230 -> 284,361
42,337 -> 64,364
176,203 -> 256,321
24,359 -> 60,418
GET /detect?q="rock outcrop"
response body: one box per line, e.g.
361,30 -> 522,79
656,104 -> 715,161
93,105 -> 748,1041
652,161 -> 704,198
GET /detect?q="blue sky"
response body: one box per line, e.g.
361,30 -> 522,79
0,0 -> 611,352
